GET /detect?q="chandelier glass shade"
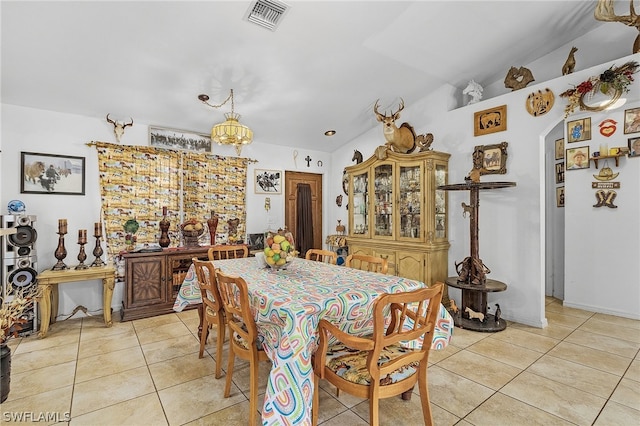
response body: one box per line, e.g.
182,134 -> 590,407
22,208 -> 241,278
199,89 -> 253,156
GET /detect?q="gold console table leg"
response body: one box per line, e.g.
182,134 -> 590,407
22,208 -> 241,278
37,284 -> 53,338
103,276 -> 114,327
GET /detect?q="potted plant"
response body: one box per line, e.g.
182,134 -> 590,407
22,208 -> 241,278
1,285 -> 40,402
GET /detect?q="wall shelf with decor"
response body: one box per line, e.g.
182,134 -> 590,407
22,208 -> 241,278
590,153 -> 626,169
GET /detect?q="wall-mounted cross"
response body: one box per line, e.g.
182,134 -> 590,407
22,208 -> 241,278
305,155 -> 312,167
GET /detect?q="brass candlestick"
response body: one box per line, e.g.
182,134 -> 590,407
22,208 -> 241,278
52,219 -> 68,270
76,230 -> 88,270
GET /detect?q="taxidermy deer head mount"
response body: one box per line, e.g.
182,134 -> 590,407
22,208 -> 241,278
106,114 -> 133,142
595,0 -> 640,53
373,98 -> 416,153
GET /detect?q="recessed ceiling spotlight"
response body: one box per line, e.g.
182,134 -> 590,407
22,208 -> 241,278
324,130 -> 336,136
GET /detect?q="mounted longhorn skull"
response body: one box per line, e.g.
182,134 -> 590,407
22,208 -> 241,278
106,114 -> 133,142
373,99 -> 416,153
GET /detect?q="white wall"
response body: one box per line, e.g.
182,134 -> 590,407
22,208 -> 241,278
0,105 -> 331,318
328,53 -> 640,326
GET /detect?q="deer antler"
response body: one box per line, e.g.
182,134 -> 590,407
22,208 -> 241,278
595,0 -> 640,52
122,117 -> 134,128
106,113 -> 116,125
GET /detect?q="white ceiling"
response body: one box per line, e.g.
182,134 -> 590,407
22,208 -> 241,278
0,1 -> 625,153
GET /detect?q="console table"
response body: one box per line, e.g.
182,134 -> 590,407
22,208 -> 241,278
438,181 -> 515,332
36,266 -> 116,338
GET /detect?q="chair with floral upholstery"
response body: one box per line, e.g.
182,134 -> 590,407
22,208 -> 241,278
312,283 -> 444,426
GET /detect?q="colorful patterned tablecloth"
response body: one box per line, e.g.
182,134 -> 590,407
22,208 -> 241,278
174,257 -> 453,426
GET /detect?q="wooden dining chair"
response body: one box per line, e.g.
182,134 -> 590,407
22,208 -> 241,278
208,244 -> 248,260
192,258 -> 225,379
215,270 -> 270,426
305,248 -> 337,264
345,253 -> 389,274
312,283 -> 444,426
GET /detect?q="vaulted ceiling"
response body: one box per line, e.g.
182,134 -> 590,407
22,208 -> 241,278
0,1 -> 630,152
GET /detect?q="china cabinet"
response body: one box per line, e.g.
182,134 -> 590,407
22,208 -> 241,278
345,149 -> 450,302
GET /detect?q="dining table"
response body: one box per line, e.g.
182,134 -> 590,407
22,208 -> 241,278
173,257 -> 453,426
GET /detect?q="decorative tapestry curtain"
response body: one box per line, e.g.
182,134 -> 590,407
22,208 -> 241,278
93,142 -> 250,260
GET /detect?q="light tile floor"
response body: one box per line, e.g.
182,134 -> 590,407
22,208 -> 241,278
1,297 -> 639,425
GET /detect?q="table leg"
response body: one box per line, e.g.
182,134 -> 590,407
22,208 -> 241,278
38,284 -> 53,338
103,276 -> 115,327
51,285 -> 59,324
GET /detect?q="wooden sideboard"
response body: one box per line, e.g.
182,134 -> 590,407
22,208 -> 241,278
120,247 -> 211,321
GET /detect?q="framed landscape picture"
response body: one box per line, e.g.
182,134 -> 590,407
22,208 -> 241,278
21,152 -> 86,195
149,126 -> 212,152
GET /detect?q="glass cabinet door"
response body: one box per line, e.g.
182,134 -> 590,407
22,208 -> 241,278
351,171 -> 369,236
398,163 -> 422,240
434,163 -> 447,239
373,163 -> 393,237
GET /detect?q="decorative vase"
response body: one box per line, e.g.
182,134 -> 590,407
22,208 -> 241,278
336,220 -> 345,235
1,342 -> 11,403
207,211 -> 218,245
159,216 -> 171,248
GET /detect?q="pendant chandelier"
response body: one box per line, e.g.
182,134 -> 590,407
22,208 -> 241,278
198,89 -> 253,156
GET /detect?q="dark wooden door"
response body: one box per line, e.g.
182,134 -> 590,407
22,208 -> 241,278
284,171 -> 323,254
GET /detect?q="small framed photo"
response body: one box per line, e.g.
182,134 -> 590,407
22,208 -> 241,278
623,107 -> 640,134
556,186 -> 565,208
474,105 -> 507,136
555,138 -> 564,160
566,117 -> 591,143
555,162 -> 565,184
21,152 -> 86,195
149,126 -> 212,152
629,136 -> 640,157
566,146 -> 590,170
255,169 -> 282,194
472,142 -> 508,175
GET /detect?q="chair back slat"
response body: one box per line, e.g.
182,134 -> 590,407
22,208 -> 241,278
305,248 -> 337,264
215,270 -> 258,343
208,245 -> 249,260
370,284 -> 443,377
345,254 -> 388,274
192,258 -> 223,314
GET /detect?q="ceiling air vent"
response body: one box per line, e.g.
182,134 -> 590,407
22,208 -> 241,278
245,0 -> 289,31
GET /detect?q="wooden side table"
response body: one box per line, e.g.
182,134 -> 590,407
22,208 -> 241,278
36,266 -> 116,338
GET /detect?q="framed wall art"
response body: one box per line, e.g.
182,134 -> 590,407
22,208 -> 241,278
149,126 -> 212,152
566,117 -> 591,143
624,107 -> 640,134
555,162 -> 565,184
474,105 -> 507,136
21,151 -> 86,195
255,169 -> 282,194
555,138 -> 564,160
566,146 -> 589,170
629,136 -> 640,157
472,142 -> 508,175
556,186 -> 565,208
